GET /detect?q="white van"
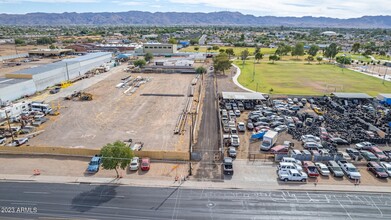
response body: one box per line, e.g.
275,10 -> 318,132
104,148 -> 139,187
31,102 -> 52,114
281,157 -> 302,166
278,162 -> 303,174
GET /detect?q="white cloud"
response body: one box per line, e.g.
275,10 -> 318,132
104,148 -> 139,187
111,1 -> 144,6
0,0 -> 99,2
168,0 -> 391,18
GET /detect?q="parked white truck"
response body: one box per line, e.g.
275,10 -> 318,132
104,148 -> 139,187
260,130 -> 278,151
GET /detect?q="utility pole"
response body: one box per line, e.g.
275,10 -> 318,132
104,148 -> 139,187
383,67 -> 388,85
188,124 -> 192,176
252,58 -> 255,82
5,110 -> 15,142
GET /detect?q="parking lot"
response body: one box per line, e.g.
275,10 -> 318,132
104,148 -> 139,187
219,92 -> 391,186
28,71 -> 194,151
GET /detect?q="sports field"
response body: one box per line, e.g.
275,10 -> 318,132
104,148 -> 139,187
236,61 -> 391,96
180,46 -> 276,55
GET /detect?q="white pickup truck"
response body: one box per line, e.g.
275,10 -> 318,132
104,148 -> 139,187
278,169 -> 308,182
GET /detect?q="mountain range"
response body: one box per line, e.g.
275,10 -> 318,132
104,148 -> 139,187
0,11 -> 390,28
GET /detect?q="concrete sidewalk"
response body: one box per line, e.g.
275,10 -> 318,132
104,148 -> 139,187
1,173 -> 391,193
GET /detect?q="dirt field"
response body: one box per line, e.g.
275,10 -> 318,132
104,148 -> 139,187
29,70 -> 195,151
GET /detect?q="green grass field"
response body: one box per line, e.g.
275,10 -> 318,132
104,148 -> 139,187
179,46 -> 276,55
236,61 -> 391,96
373,54 -> 391,61
336,52 -> 372,62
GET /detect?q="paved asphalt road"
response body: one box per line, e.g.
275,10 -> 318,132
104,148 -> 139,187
193,70 -> 221,180
1,182 -> 391,219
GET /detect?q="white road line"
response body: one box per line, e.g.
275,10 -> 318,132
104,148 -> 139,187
370,196 -> 384,217
23,191 -> 49,194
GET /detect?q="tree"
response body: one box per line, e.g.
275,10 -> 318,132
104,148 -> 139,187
168,38 -> 177,44
308,45 -> 319,57
292,42 -> 305,59
212,45 -> 220,51
133,59 -> 146,68
352,43 -> 360,54
255,52 -> 263,63
207,47 -> 212,52
324,43 -> 339,61
100,141 -> 133,178
363,49 -> 372,56
36,37 -> 56,45
49,44 -> 56,49
219,49 -> 225,53
240,49 -> 250,66
194,47 -> 199,52
196,66 -> 207,74
254,46 -> 260,55
14,38 -> 25,45
213,53 -> 232,75
190,38 -> 198,45
305,55 -> 314,64
269,54 -> 280,64
336,56 -> 352,66
275,43 -> 291,56
316,56 -> 323,64
225,48 -> 235,59
144,52 -> 153,62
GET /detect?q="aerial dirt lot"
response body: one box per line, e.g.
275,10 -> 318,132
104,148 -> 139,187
29,70 -> 194,151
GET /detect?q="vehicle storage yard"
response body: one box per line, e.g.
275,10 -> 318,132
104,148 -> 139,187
28,70 -> 194,151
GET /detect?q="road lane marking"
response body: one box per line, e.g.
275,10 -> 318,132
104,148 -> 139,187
23,191 -> 49,194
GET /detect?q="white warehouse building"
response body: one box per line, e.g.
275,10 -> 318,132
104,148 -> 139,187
1,52 -> 112,102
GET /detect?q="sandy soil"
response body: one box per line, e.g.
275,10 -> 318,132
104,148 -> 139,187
28,70 -> 194,151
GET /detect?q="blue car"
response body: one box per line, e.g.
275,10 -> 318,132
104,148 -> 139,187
87,155 -> 102,173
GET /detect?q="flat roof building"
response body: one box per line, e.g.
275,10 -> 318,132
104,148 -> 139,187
143,43 -> 177,55
221,92 -> 266,101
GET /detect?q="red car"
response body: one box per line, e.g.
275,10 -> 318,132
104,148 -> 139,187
319,127 -> 329,140
368,147 -> 388,161
140,157 -> 150,171
303,161 -> 319,177
367,162 -> 388,178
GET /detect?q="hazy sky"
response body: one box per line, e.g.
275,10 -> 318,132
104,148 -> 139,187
0,0 -> 390,18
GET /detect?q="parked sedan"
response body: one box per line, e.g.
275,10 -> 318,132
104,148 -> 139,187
237,122 -> 246,132
50,87 -> 61,94
274,125 -> 288,133
10,137 -> 28,146
346,148 -> 362,161
140,158 -> 150,171
329,137 -> 349,146
361,150 -> 379,161
355,142 -> 375,150
301,135 -> 321,144
246,122 -> 254,130
129,157 -> 140,171
315,162 -> 330,176
380,162 -> 391,177
367,162 -> 388,178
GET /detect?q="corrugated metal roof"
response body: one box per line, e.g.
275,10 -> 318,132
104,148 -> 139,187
0,77 -> 33,88
331,92 -> 372,99
222,92 -> 266,100
14,52 -> 111,75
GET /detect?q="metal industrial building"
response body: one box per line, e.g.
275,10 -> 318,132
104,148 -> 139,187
0,78 -> 36,102
143,43 -> 177,54
1,52 -> 112,102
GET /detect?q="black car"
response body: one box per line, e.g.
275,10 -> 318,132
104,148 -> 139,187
346,148 -> 362,161
329,138 -> 349,146
50,87 -> 61,94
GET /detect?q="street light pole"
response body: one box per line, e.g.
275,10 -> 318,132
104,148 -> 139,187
383,67 -> 388,85
252,58 -> 255,82
5,111 -> 15,142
